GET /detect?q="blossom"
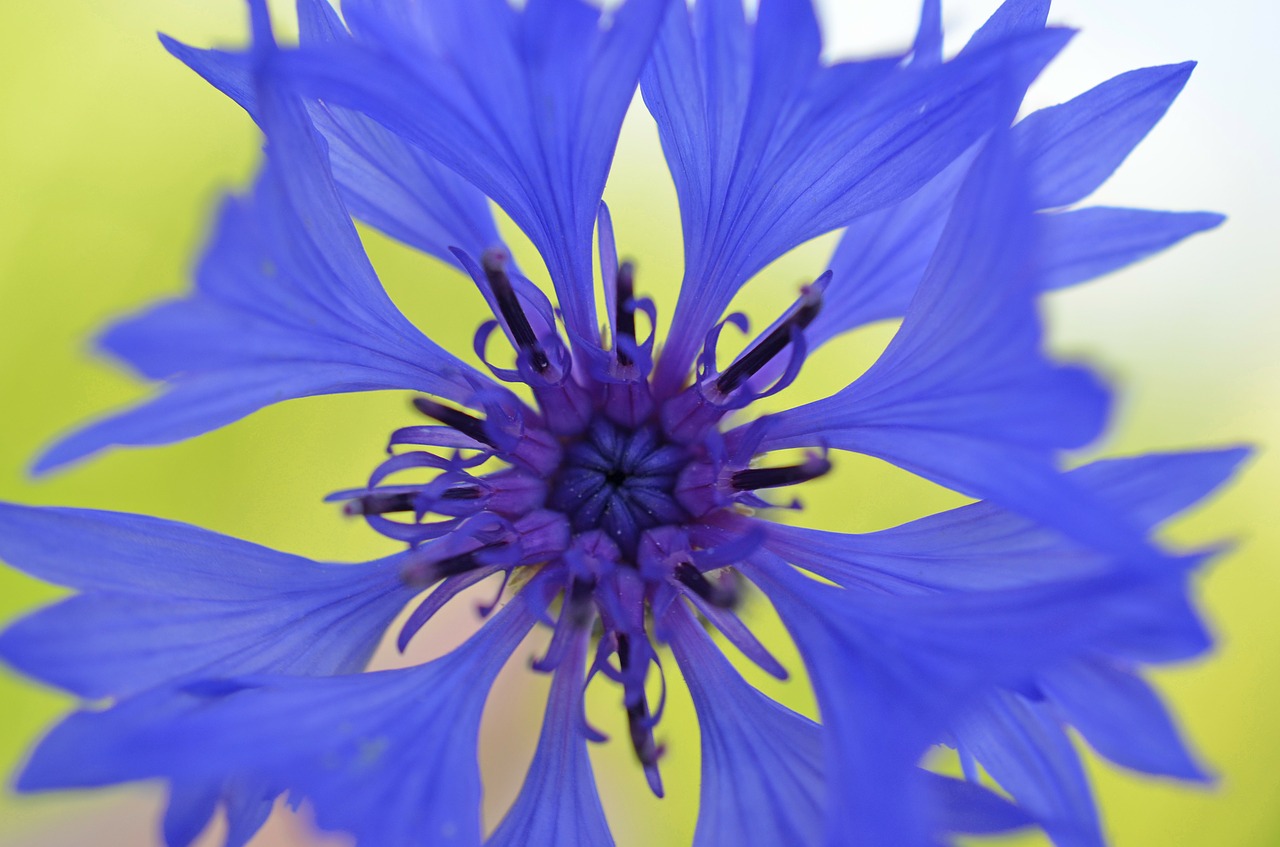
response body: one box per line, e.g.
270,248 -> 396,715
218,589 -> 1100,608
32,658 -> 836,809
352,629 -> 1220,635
0,1 -> 1243,846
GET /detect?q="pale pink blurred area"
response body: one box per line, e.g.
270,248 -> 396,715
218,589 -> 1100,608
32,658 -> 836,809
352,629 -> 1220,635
0,581 -> 540,847
0,790 -> 349,847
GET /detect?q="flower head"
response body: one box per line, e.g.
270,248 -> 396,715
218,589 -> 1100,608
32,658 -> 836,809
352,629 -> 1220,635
0,1 -> 1244,845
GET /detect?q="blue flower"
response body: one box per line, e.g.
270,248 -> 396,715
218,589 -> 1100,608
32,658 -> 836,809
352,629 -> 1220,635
0,1 -> 1243,846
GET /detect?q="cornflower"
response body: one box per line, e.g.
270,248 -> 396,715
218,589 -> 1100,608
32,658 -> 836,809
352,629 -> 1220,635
0,1 -> 1244,845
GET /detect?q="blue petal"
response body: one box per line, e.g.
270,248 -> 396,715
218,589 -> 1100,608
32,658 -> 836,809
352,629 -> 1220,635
665,601 -> 825,846
487,632 -> 612,846
1040,657 -> 1209,780
161,0 -> 503,267
740,550 -> 1206,846
158,38 -> 255,111
752,133 -> 1176,563
802,36 -> 1209,349
1014,63 -> 1196,209
760,449 -> 1249,593
19,599 -> 536,847
1054,448 -> 1250,528
920,771 -> 1034,836
954,691 -> 1103,847
163,781 -> 220,847
36,63 -> 490,473
664,600 -> 1028,844
911,0 -> 942,67
18,691 -> 206,791
809,179 -> 1221,352
221,778 -> 275,847
751,452 -> 1239,835
804,151 -> 971,343
279,0 -> 670,344
21,695 -> 278,847
642,0 -> 1071,390
1041,206 -> 1225,291
0,503 -> 414,698
963,0 -> 1050,53
162,777 -> 273,847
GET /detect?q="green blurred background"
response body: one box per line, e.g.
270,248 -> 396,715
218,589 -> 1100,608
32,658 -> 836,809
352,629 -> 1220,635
1,1 -> 1276,844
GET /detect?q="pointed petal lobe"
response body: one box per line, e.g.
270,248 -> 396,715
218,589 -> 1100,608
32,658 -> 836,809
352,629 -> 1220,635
0,503 -> 415,698
37,59 -> 489,472
487,631 -> 613,847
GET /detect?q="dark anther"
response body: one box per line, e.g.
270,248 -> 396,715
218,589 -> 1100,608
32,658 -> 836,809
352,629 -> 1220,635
627,697 -> 663,767
412,397 -> 496,448
615,260 -> 636,367
344,484 -> 482,517
404,540 -> 510,588
615,634 -> 664,769
715,283 -> 823,393
482,249 -> 550,372
344,491 -> 415,516
617,632 -> 632,672
731,453 -> 832,491
566,577 -> 597,628
434,544 -> 502,578
674,562 -> 739,609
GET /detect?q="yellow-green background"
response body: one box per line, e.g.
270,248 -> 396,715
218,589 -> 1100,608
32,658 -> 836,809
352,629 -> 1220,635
1,1 -> 1275,844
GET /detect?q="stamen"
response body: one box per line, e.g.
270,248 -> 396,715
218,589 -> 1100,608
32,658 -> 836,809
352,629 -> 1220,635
616,633 -> 665,786
674,562 -> 739,609
627,698 -> 663,766
344,491 -> 415,516
482,249 -> 550,372
715,283 -> 823,394
412,397 -> 495,448
475,569 -> 514,618
402,540 -> 510,588
428,550 -> 486,579
343,485 -> 482,517
616,631 -> 631,668
615,261 -> 636,367
567,576 -> 597,628
731,453 -> 832,491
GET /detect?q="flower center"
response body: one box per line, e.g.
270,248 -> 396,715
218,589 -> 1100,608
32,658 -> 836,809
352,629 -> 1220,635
547,418 -> 689,558
331,252 -> 834,796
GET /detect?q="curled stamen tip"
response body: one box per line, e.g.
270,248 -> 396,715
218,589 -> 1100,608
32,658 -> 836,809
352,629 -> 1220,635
529,654 -> 558,674
643,756 -> 666,798
481,247 -> 510,271
713,280 -> 824,394
476,577 -> 509,618
803,452 -> 832,476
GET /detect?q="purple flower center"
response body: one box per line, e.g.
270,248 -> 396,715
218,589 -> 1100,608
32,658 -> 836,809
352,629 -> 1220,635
329,253 -> 830,794
547,419 -> 689,557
